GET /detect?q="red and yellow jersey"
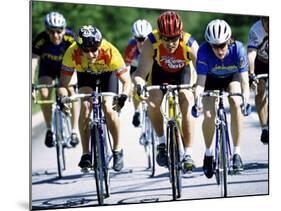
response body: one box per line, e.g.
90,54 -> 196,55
62,39 -> 127,77
147,29 -> 195,73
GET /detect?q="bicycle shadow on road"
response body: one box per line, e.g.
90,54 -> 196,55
32,169 -> 94,185
32,192 -> 99,210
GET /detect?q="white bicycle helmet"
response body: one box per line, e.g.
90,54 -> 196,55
205,19 -> 232,44
131,19 -> 152,38
45,12 -> 66,29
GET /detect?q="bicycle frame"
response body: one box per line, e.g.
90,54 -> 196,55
194,90 -> 249,197
145,84 -> 193,200
33,84 -> 72,178
64,90 -> 116,205
139,100 -> 156,177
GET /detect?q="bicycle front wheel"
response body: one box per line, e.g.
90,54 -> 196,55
54,110 -> 66,178
91,125 -> 106,205
218,123 -> 228,197
167,121 -> 182,200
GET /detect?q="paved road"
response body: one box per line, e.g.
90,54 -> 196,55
31,95 -> 268,209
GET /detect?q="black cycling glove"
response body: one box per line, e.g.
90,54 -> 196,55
135,84 -> 143,97
249,73 -> 257,86
113,94 -> 128,112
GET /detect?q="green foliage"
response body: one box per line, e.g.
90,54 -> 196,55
31,1 -> 261,53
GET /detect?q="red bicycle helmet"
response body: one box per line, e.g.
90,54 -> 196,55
157,11 -> 183,37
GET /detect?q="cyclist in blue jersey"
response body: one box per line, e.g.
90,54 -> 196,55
247,17 -> 269,144
32,12 -> 80,148
194,19 -> 250,178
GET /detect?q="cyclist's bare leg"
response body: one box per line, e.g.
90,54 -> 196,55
202,96 -> 217,149
38,76 -> 54,129
179,89 -> 194,148
228,81 -> 243,147
103,96 -> 121,151
255,80 -> 268,128
78,86 -> 93,154
147,90 -> 164,137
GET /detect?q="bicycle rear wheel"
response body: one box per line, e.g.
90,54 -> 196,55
167,121 -> 182,200
92,125 -> 106,205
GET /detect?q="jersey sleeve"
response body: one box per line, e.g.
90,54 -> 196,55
61,44 -> 77,76
123,39 -> 137,65
109,44 -> 127,77
32,32 -> 46,56
196,45 -> 209,75
247,28 -> 259,49
236,42 -> 249,73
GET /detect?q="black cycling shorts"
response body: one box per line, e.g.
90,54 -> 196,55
77,71 -> 118,93
204,73 -> 240,91
149,62 -> 191,85
38,62 -> 61,80
255,58 -> 269,75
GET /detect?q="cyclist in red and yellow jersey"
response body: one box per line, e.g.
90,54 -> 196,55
124,19 -> 153,127
134,11 -> 199,173
58,25 -> 132,172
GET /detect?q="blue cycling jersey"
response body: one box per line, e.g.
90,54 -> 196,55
196,41 -> 248,78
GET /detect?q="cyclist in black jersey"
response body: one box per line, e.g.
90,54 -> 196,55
32,11 -> 80,148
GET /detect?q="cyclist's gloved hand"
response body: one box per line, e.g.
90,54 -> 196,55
113,94 -> 128,112
57,96 -> 72,115
135,84 -> 143,97
241,103 -> 251,116
249,73 -> 258,90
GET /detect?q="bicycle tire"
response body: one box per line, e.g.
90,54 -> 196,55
167,121 -> 182,200
102,124 -> 111,198
150,130 -> 156,177
219,123 -> 228,197
91,125 -> 109,205
54,110 -> 65,178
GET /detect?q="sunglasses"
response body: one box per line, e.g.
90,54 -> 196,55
81,47 -> 98,53
135,37 -> 146,42
160,35 -> 181,42
48,29 -> 64,35
211,43 -> 227,49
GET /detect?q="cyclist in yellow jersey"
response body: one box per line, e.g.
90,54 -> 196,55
134,11 -> 199,173
58,25 -> 132,171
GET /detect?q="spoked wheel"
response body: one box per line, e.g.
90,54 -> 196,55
92,125 -> 108,205
167,121 -> 182,200
150,130 -> 156,177
55,111 -> 66,178
217,123 -> 228,197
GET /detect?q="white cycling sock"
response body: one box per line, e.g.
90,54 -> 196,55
262,125 -> 268,131
233,146 -> 241,155
205,148 -> 213,156
158,135 -> 165,144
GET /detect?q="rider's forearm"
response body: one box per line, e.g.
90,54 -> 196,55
240,72 -> 250,104
247,49 -> 257,75
119,70 -> 132,96
32,57 -> 39,83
